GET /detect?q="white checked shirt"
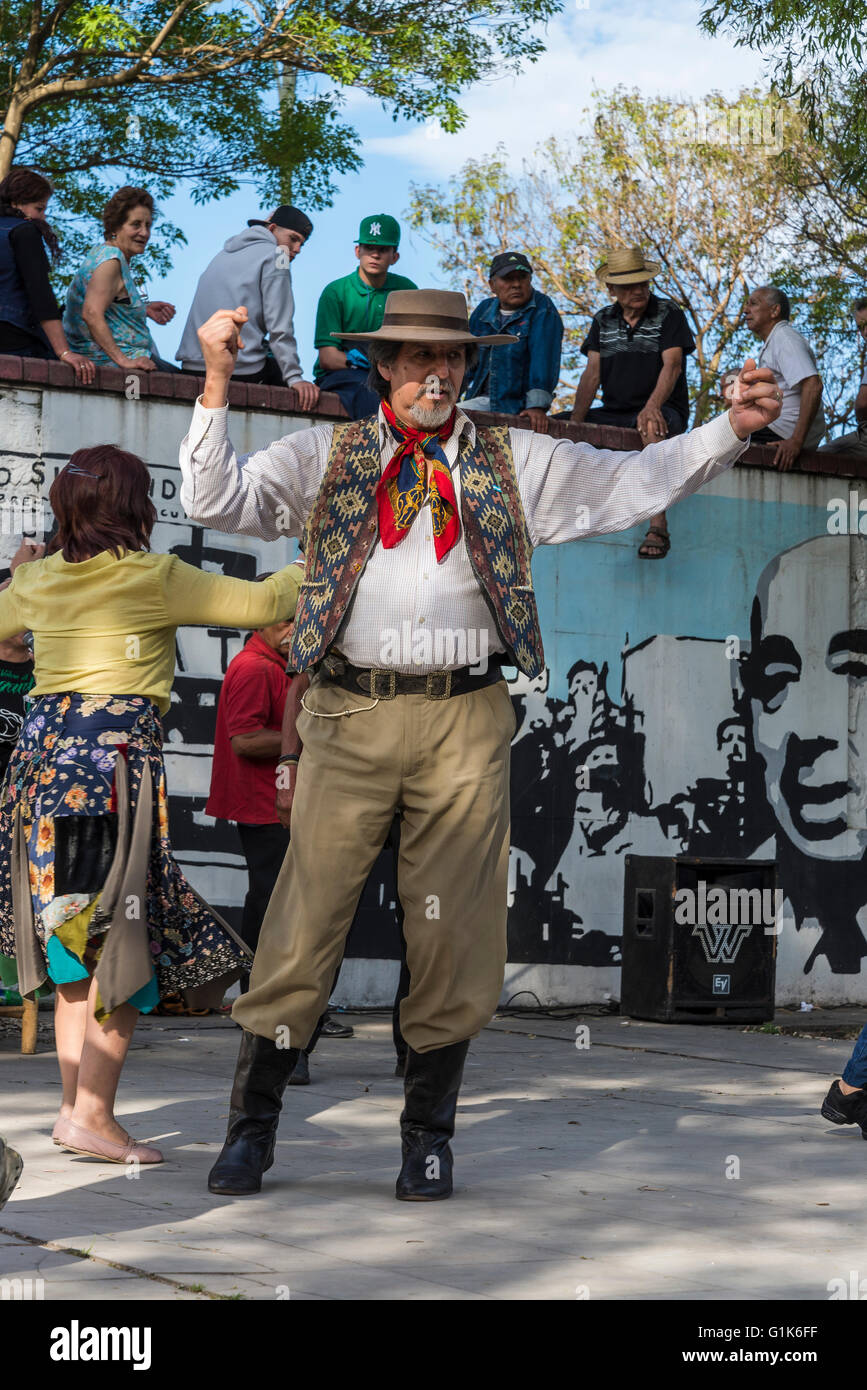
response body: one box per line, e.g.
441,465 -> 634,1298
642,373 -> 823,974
179,403 -> 747,672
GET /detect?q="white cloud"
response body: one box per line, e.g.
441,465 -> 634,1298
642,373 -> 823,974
360,0 -> 769,175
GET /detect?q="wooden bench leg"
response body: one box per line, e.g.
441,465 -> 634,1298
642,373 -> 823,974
20,997 -> 38,1055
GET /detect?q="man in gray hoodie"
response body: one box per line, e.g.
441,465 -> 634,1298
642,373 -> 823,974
177,205 -> 319,410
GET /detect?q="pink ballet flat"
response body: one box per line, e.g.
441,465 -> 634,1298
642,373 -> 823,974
52,1117 -> 164,1164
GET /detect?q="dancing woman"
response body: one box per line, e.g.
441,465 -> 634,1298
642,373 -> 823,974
0,446 -> 303,1166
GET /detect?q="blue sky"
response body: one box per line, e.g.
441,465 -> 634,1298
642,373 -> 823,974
144,1 -> 767,374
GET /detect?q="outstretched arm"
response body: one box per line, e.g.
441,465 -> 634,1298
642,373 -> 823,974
515,360 -> 781,546
160,557 -> 305,629
178,307 -> 333,539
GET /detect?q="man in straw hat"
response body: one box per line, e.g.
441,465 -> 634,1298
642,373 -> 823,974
571,246 -> 696,559
180,288 -> 782,1202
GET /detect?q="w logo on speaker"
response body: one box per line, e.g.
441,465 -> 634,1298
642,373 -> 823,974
692,922 -> 752,965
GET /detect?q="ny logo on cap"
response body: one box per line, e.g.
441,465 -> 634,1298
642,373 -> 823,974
369,221 -> 382,237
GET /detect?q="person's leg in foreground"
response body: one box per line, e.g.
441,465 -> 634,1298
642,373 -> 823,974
53,975 -> 163,1163
637,404 -> 685,559
821,1023 -> 867,1138
392,682 -> 511,1199
53,977 -> 90,1126
207,681 -> 398,1196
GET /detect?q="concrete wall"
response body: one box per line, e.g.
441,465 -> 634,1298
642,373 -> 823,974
2,364 -> 866,1007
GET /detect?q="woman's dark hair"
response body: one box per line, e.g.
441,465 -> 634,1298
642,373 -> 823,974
0,166 -> 60,263
366,338 -> 479,400
103,186 -> 154,239
47,445 -> 157,563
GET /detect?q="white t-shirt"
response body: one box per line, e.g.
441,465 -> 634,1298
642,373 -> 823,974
758,321 -> 825,445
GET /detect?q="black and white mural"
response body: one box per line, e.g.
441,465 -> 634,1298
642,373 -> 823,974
504,534 -> 867,998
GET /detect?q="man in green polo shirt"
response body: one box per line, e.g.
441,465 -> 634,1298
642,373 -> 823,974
313,214 -> 416,418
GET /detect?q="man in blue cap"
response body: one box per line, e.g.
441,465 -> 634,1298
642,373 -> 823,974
462,251 -> 563,432
313,214 -> 416,418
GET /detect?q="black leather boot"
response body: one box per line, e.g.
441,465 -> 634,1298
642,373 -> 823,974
288,1050 -> 310,1085
821,1080 -> 867,1138
208,1030 -> 300,1195
395,1040 -> 470,1201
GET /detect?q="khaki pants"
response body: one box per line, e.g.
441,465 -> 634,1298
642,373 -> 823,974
232,676 -> 516,1053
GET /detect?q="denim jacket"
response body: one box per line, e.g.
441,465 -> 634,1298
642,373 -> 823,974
463,288 -> 563,416
0,215 -> 36,334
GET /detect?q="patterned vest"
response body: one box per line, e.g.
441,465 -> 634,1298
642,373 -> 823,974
285,416 -> 544,677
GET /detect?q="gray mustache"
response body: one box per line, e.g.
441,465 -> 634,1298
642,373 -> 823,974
415,383 -> 455,400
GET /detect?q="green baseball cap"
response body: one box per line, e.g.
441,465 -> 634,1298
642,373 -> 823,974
357,213 -> 400,247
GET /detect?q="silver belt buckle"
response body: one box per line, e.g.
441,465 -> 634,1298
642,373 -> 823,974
425,670 -> 452,701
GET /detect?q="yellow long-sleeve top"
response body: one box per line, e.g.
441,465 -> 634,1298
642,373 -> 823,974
0,550 -> 304,715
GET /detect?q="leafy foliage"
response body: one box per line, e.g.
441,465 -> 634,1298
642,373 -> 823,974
409,86 -> 867,431
699,0 -> 867,184
1,0 -> 560,278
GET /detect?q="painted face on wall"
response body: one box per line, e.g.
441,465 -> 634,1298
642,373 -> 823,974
718,721 -> 746,762
508,668 -> 551,732
568,667 -> 598,703
744,536 -> 867,860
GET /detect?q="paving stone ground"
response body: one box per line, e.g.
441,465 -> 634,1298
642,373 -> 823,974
1,1008 -> 865,1301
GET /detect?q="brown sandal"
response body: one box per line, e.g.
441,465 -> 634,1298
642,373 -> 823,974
154,992 -> 211,1018
638,526 -> 670,559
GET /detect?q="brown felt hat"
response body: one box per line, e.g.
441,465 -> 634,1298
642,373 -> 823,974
335,289 -> 518,346
595,246 -> 662,287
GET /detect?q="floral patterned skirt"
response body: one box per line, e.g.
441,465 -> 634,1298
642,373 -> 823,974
0,694 -> 250,1022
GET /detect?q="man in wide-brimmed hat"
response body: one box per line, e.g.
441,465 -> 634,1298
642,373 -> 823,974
571,245 -> 696,559
180,287 -> 782,1203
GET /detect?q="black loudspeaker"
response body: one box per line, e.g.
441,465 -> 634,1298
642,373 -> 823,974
621,856 -> 778,1023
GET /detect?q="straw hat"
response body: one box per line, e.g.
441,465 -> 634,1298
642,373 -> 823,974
595,246 -> 662,287
336,289 -> 517,345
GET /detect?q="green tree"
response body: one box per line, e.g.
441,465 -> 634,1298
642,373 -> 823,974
408,86 -> 862,432
699,0 -> 867,182
1,0 -> 560,274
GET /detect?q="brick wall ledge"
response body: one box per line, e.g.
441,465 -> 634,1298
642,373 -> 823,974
1,355 -> 864,480
0,353 -> 350,419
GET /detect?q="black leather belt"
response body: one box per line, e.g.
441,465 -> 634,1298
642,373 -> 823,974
318,653 -> 505,701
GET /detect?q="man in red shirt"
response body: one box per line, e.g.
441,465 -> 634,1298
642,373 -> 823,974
207,593 -> 351,1079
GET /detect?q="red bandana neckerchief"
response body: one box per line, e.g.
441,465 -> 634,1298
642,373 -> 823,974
376,399 -> 460,561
